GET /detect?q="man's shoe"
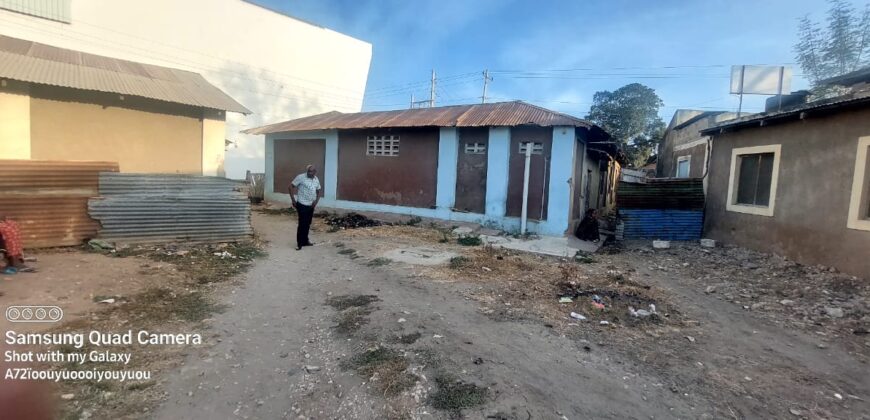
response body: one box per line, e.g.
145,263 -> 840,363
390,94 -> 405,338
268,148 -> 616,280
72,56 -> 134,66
295,245 -> 303,251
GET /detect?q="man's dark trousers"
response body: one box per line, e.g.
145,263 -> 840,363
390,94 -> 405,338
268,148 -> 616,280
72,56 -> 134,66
295,203 -> 314,247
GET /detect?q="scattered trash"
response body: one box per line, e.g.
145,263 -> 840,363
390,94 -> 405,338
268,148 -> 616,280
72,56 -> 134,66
591,295 -> 606,309
629,304 -> 657,318
824,307 -> 844,318
473,357 -> 484,365
60,394 -> 75,400
323,212 -> 382,229
98,298 -> 115,304
700,239 -> 716,248
704,285 -> 717,294
559,297 -> 573,303
88,239 -> 114,251
834,393 -> 843,400
599,321 -> 610,325
570,312 -> 587,321
685,336 -> 696,343
433,334 -> 444,339
779,299 -> 795,306
397,318 -> 407,323
481,266 -> 492,272
789,408 -> 803,416
213,251 -> 234,259
652,240 -> 670,249
744,376 -> 752,381
304,365 -> 321,373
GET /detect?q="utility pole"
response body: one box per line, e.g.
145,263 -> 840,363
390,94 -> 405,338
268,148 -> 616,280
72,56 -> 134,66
481,69 -> 492,104
429,69 -> 436,108
410,93 -> 414,109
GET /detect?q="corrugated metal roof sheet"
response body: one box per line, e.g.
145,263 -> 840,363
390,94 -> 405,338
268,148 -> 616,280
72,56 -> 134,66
617,179 -> 705,210
0,159 -> 119,248
244,101 -> 605,135
88,173 -> 253,244
0,35 -> 251,114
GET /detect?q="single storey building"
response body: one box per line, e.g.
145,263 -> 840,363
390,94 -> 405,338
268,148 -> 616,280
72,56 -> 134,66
701,69 -> 870,278
245,101 -> 618,235
0,35 -> 250,175
657,109 -> 737,182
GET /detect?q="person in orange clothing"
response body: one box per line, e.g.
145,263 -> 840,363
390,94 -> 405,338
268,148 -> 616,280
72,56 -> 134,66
0,215 -> 27,274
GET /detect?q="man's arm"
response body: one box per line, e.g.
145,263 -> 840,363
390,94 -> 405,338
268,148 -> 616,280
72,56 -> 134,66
288,181 -> 298,207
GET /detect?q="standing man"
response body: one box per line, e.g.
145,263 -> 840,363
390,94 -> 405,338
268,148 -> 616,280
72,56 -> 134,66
289,164 -> 321,250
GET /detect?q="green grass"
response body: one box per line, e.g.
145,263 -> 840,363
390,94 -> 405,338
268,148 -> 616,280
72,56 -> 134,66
457,234 -> 482,246
429,373 -> 488,411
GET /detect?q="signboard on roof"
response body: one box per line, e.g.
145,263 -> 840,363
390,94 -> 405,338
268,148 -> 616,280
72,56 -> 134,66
730,65 -> 792,95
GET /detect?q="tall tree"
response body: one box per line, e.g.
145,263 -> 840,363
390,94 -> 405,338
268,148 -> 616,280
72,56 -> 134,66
585,83 -> 665,168
794,0 -> 870,91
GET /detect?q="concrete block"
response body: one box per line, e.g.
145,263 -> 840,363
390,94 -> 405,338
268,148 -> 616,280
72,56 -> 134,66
700,238 -> 716,248
652,240 -> 670,249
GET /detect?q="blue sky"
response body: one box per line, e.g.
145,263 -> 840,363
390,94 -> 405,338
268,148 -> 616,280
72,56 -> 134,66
256,0 -> 865,121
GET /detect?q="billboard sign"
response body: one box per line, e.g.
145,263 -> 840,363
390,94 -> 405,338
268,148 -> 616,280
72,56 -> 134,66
730,65 -> 792,95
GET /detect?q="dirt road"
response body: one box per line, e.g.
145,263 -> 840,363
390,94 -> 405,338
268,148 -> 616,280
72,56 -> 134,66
155,213 -> 869,419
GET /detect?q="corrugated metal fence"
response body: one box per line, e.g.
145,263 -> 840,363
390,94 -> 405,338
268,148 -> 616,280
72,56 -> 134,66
0,160 -> 119,247
88,173 -> 252,244
617,179 -> 705,240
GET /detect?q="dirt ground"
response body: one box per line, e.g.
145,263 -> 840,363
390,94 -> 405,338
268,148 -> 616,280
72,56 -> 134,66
3,209 -> 868,419
154,211 -> 868,420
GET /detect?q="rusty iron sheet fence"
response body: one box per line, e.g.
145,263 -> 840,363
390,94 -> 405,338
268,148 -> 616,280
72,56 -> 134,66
0,159 -> 119,247
617,178 -> 705,241
88,173 -> 252,244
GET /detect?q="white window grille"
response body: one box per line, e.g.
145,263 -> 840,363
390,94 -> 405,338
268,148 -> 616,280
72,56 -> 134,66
464,142 -> 486,154
518,142 -> 544,154
367,135 -> 400,156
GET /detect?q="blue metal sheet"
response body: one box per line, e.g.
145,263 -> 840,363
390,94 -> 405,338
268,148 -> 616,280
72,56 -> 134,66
621,209 -> 703,240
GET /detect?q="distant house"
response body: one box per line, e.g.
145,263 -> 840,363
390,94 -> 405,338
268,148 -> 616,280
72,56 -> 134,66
657,110 -> 738,182
701,68 -> 870,278
245,101 -> 620,235
0,35 -> 250,175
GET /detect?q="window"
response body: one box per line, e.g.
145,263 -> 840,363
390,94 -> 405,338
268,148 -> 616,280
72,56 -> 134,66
464,142 -> 486,154
366,135 -> 399,156
0,0 -> 71,23
676,156 -> 691,178
726,145 -> 781,216
847,136 -> 870,231
518,142 -> 543,154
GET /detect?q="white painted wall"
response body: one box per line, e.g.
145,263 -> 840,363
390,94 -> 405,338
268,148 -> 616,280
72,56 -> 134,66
0,0 -> 372,179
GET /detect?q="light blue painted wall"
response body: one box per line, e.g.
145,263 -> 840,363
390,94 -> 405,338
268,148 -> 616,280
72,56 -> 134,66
485,127 -> 511,219
435,127 -> 458,210
264,126 -> 577,236
539,126 -> 576,235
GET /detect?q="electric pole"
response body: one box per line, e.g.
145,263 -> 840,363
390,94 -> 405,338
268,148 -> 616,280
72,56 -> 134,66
481,69 -> 492,104
429,69 -> 436,108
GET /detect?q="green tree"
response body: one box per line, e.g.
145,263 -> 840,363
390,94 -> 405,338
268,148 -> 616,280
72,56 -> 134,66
794,0 -> 870,91
585,83 -> 665,168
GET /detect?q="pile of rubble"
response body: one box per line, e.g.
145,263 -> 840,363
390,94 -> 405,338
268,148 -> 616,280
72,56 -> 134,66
323,212 -> 383,229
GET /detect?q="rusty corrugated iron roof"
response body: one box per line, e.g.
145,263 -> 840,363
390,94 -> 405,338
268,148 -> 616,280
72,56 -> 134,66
244,101 -> 606,135
0,34 -> 251,114
0,160 -> 119,248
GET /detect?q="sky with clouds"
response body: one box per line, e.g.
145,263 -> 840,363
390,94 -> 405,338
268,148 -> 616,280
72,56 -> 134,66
256,0 -> 866,121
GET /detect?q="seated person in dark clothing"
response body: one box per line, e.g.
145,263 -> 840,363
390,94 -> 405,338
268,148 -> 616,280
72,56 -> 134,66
574,209 -> 601,242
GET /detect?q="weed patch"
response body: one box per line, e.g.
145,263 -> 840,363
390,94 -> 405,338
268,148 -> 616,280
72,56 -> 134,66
341,347 -> 416,396
457,234 -> 482,246
429,373 -> 488,411
388,332 -> 422,345
449,256 -> 470,269
325,294 -> 380,310
367,257 -> 392,267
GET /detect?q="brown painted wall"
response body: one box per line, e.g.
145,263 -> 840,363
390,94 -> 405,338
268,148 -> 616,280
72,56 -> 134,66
680,143 -> 708,178
454,127 -> 488,213
337,128 -> 438,208
29,85 -> 206,174
507,126 -> 551,220
705,107 -> 870,278
273,139 -> 326,194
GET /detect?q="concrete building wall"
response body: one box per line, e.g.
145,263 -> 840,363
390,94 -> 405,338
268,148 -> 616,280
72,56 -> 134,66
0,79 -> 30,159
336,128 -> 439,208
0,0 -> 372,179
28,85 -> 205,173
202,112 -> 227,177
658,112 -> 737,178
705,107 -> 870,278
